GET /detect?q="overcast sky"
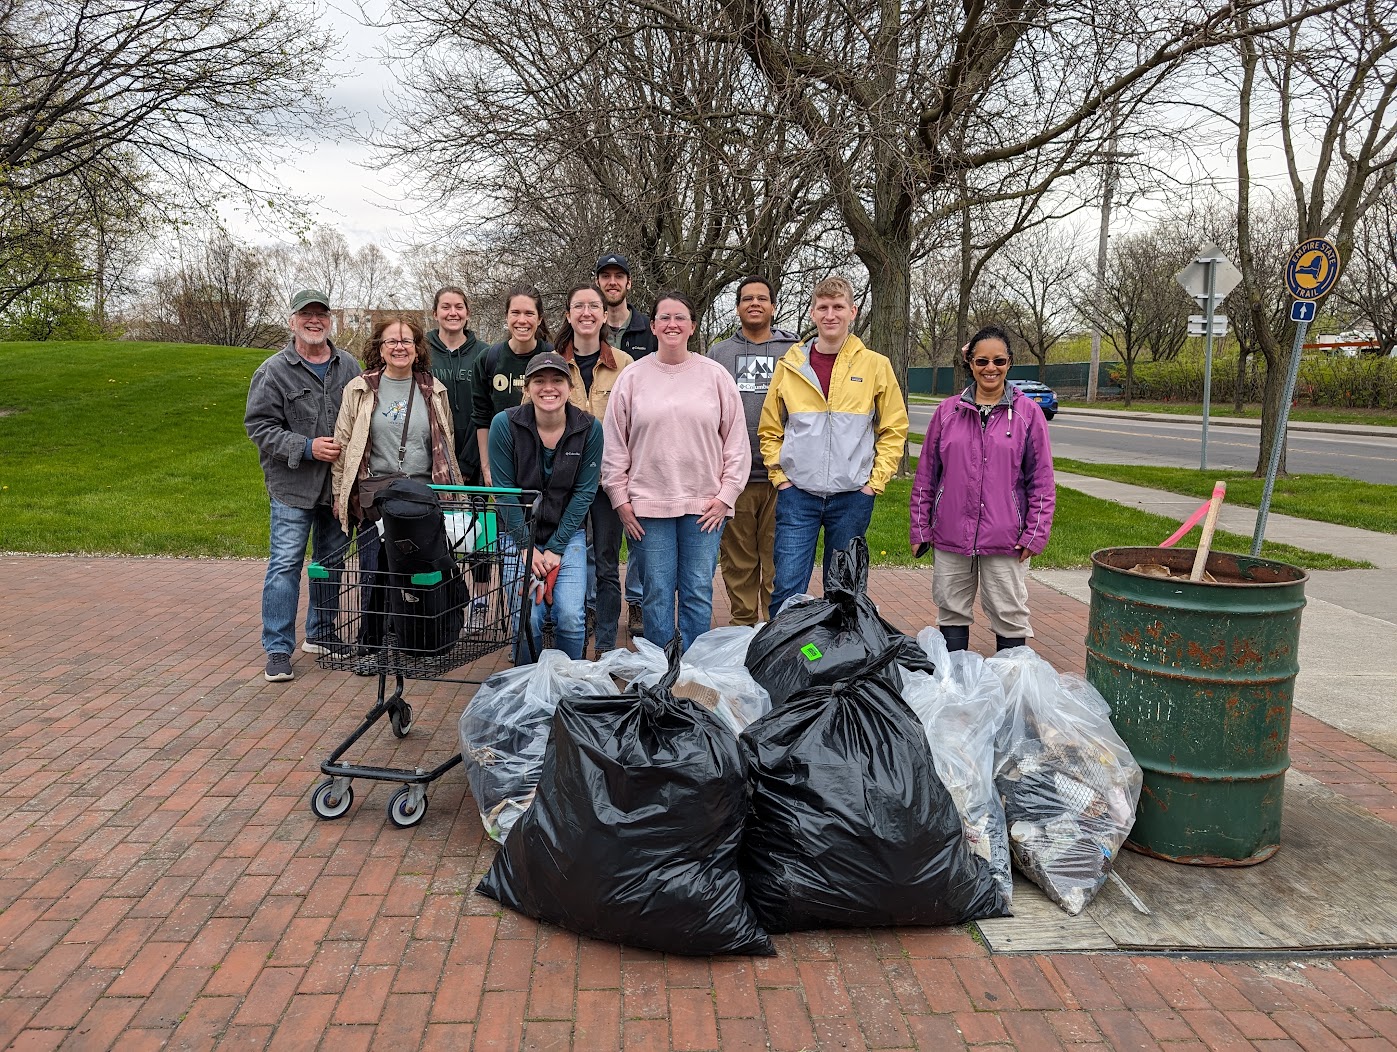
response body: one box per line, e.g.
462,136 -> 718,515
238,6 -> 1310,259
224,0 -> 413,249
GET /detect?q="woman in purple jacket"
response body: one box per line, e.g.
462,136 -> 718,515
909,325 -> 1055,653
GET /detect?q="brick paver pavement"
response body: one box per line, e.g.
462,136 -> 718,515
2,553 -> 1395,1050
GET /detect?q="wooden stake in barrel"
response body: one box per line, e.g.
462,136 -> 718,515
1190,481 -> 1227,582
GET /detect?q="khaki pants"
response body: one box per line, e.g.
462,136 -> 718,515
719,480 -> 778,626
931,549 -> 1033,637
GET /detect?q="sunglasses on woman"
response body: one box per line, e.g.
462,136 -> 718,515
973,356 -> 1010,367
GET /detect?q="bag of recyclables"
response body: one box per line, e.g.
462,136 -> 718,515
901,628 -> 1014,905
597,627 -> 772,734
458,651 -> 617,842
986,647 -> 1143,915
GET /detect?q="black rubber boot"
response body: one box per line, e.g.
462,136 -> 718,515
942,625 -> 970,652
995,635 -> 1026,652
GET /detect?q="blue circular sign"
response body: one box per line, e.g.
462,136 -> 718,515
1285,238 -> 1341,301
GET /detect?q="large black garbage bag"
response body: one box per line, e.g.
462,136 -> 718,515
379,478 -> 466,653
745,537 -> 929,707
740,647 -> 1007,932
477,639 -> 775,956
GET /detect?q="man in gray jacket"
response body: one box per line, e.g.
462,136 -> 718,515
707,276 -> 798,625
244,289 -> 361,682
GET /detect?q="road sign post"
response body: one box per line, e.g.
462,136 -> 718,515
1175,245 -> 1242,471
1251,237 -> 1342,555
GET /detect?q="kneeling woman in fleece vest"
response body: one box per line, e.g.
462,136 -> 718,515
487,351 -> 603,662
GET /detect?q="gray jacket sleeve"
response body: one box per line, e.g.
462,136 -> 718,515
245,362 -> 308,470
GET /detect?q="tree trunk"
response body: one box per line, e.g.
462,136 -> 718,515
1122,357 -> 1133,406
857,239 -> 913,474
1256,345 -> 1290,476
1233,346 -> 1247,413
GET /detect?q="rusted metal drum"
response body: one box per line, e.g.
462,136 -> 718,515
1085,547 -> 1307,866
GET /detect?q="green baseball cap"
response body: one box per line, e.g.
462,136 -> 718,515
289,288 -> 331,312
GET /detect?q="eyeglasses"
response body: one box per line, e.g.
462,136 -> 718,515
655,314 -> 691,323
381,338 -> 415,347
972,357 -> 1010,367
295,310 -> 330,320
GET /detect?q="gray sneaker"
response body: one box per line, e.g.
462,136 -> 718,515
264,652 -> 294,682
302,637 -> 347,656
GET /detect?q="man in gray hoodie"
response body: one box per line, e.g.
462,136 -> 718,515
707,276 -> 798,625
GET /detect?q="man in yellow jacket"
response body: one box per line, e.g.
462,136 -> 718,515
758,275 -> 909,618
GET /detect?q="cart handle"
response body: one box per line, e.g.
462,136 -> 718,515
430,485 -> 542,498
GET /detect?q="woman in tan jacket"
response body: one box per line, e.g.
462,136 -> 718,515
332,317 -> 461,652
332,317 -> 461,526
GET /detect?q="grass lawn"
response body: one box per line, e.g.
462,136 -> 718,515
1054,459 -> 1397,536
0,341 -> 1367,569
868,478 -> 1363,571
0,341 -> 272,556
1058,399 -> 1397,428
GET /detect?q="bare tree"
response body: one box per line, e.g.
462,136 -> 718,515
629,0 -> 1336,394
0,0 -> 335,311
384,0 -> 832,320
1333,185 -> 1397,354
131,229 -> 284,348
1234,0 -> 1397,473
1076,228 -> 1193,405
993,224 -> 1085,380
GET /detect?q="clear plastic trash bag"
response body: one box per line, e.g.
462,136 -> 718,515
458,650 -> 618,842
902,628 -> 1014,904
986,647 -> 1143,915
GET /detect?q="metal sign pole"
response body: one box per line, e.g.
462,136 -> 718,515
1200,259 -> 1217,471
1250,317 -> 1309,556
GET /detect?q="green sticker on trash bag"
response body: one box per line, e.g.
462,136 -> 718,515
800,643 -> 823,661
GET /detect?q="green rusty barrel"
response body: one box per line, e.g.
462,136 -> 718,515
1085,547 -> 1307,866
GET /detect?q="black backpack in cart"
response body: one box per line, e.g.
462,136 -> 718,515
377,478 -> 467,654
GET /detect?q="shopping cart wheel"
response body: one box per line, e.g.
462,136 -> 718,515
389,701 -> 413,738
310,778 -> 354,820
386,785 -> 428,828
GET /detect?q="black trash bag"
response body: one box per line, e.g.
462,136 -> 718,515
745,537 -> 929,706
378,478 -> 466,654
740,646 -> 1008,932
477,637 -> 775,956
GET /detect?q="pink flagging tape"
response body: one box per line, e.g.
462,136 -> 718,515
1158,482 -> 1227,548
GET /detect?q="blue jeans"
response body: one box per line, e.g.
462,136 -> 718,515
637,515 -> 724,651
624,536 -> 645,605
770,486 -> 876,618
262,498 -> 350,655
513,531 -> 588,663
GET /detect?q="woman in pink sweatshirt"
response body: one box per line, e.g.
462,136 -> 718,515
601,291 -> 750,649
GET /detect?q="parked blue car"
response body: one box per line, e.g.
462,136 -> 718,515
1009,379 -> 1059,420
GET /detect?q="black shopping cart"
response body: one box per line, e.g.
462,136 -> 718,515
304,485 -> 540,828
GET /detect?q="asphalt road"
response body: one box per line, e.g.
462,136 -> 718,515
906,405 -> 1397,485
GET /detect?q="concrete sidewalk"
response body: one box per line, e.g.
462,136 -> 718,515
2,554 -> 1397,1050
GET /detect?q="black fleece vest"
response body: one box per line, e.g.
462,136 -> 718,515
505,402 -> 591,545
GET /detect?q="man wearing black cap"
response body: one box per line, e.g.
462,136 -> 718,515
244,289 -> 361,682
596,253 -> 658,362
595,252 -> 656,634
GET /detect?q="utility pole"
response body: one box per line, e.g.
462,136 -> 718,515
1086,124 -> 1116,402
